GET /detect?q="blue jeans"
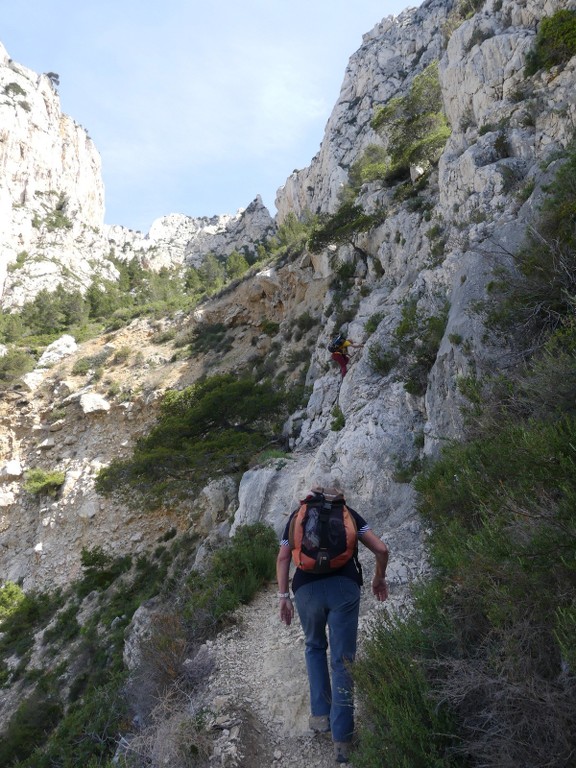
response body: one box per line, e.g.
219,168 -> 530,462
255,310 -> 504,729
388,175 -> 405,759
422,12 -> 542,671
294,575 -> 361,742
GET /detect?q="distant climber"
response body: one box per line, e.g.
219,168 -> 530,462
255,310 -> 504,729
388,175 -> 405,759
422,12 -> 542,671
328,333 -> 363,377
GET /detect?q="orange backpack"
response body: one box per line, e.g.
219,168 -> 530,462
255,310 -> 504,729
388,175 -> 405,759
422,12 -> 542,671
288,493 -> 358,573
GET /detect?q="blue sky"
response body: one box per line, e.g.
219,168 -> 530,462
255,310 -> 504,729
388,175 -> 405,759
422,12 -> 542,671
3,1 -> 419,233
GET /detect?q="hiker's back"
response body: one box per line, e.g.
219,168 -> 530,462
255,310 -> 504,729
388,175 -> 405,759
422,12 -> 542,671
288,492 -> 358,573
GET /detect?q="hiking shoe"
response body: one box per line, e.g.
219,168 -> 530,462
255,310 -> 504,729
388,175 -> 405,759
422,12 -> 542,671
309,714 -> 330,733
334,741 -> 351,763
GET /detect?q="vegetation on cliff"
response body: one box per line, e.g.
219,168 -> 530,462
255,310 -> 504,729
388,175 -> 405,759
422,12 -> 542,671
95,373 -> 288,511
353,143 -> 576,768
0,523 -> 276,767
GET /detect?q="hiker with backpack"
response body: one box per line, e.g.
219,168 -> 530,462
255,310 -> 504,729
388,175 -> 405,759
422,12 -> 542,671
328,333 -> 363,377
276,481 -> 389,764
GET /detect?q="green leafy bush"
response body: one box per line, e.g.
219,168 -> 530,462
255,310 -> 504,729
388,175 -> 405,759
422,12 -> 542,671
367,342 -> 397,376
412,416 -> 576,766
260,319 -> 280,336
95,374 -> 286,509
308,202 -> 383,254
525,10 -> 576,75
486,145 -> 576,343
393,301 -> 449,395
364,312 -> 385,335
0,581 -> 26,621
330,405 -> 345,431
76,546 -> 132,597
264,211 -> 316,261
0,347 -> 35,387
353,605 -> 457,768
371,62 -> 451,180
226,250 -> 249,280
348,144 -> 390,189
0,689 -> 63,765
4,82 -> 26,97
188,322 -> 232,355
183,522 -> 277,640
0,590 -> 64,658
23,468 -> 66,497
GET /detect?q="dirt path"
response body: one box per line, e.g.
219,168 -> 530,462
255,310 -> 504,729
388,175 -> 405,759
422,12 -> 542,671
203,578 -> 396,767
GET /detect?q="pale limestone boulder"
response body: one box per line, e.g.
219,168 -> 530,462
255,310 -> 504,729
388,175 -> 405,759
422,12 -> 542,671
1,461 -> 22,480
79,392 -> 111,414
37,335 -> 77,368
21,371 -> 46,392
195,477 -> 237,534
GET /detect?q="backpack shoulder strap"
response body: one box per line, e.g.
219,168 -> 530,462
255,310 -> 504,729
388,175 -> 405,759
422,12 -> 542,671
288,504 -> 305,549
343,504 -> 363,585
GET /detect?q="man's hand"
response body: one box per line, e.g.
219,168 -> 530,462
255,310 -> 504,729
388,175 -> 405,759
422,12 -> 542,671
279,597 -> 294,625
372,577 -> 388,602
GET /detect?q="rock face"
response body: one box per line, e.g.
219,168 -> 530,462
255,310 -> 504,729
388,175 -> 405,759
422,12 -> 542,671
105,195 -> 277,272
275,0 -> 451,220
0,42 -> 116,308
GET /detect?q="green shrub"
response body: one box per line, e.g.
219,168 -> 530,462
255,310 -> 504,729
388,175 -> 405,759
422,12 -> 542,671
285,347 -> 311,369
183,523 -> 277,639
260,319 -> 280,336
348,144 -> 390,190
264,211 -> 316,261
331,405 -> 345,431
295,311 -> 317,333
71,349 -> 112,376
23,468 -> 66,497
364,312 -> 385,335
393,301 -> 449,395
0,590 -> 64,658
17,674 -> 128,768
525,10 -> 576,75
0,689 -> 63,765
4,81 -> 26,97
76,546 -> 132,597
353,604 -> 457,768
42,603 -> 81,647
308,202 -> 383,253
188,322 -> 232,355
226,250 -> 249,280
95,374 -> 286,510
411,416 -> 576,765
371,62 -> 451,179
111,345 -> 131,364
0,581 -> 26,621
44,209 -> 72,231
368,342 -> 397,376
0,347 -> 35,387
486,146 -> 576,342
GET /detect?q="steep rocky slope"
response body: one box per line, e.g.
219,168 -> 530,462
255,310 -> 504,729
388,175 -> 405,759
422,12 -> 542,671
1,0 -> 576,763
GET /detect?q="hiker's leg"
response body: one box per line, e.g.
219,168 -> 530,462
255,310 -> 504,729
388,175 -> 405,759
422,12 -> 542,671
326,576 -> 361,743
331,352 -> 348,377
294,582 -> 331,719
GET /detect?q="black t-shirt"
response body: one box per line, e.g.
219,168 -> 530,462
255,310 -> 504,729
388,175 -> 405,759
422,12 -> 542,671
281,505 -> 369,593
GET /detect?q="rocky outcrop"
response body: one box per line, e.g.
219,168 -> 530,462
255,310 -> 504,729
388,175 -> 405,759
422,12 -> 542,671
105,195 -> 277,271
0,43 -> 116,308
275,0 -> 451,220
